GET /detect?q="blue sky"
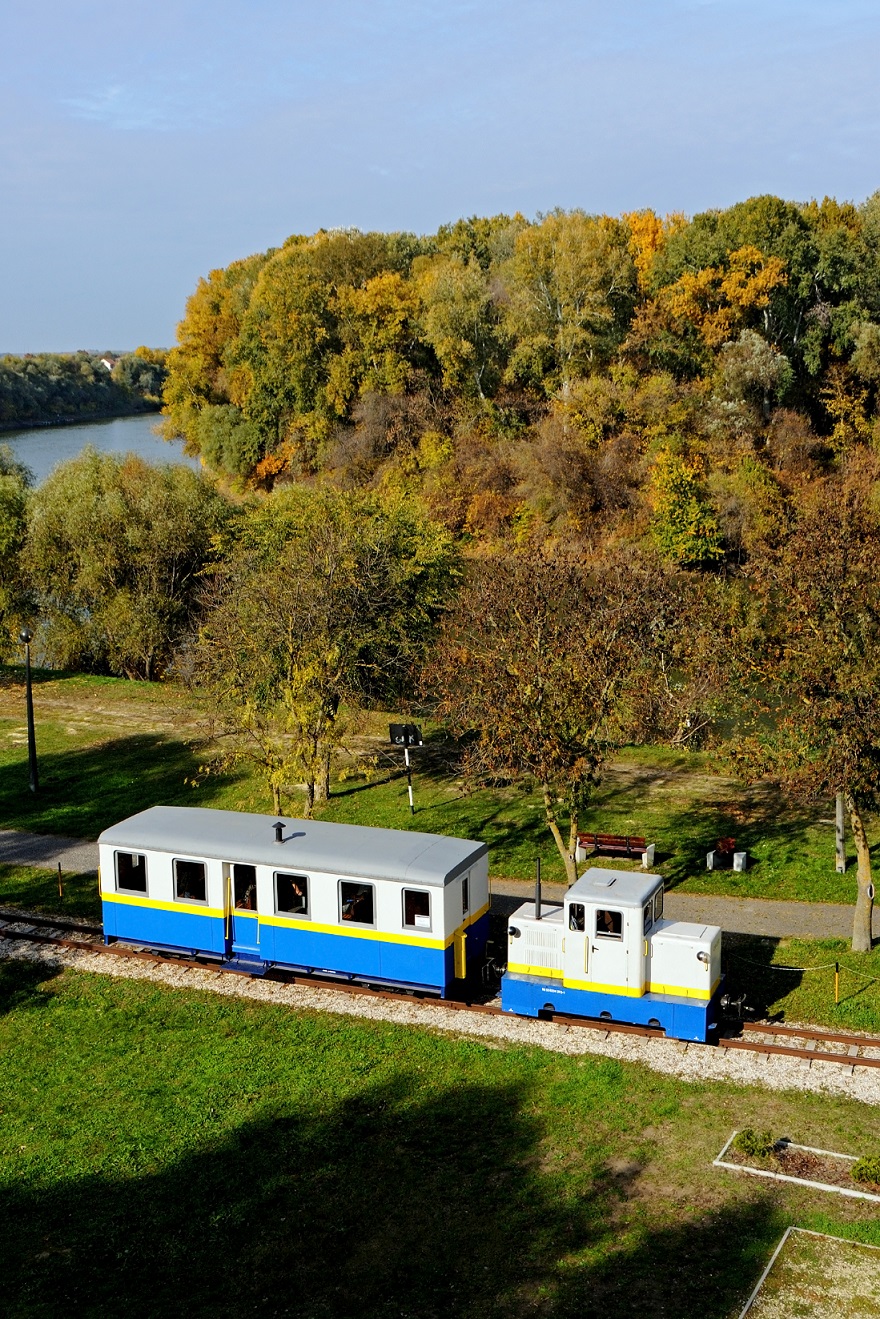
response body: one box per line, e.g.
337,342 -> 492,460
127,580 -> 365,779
2,0 -> 879,352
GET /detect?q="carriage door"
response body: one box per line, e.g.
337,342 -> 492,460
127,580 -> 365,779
563,901 -> 590,986
589,908 -> 629,990
226,863 -> 260,957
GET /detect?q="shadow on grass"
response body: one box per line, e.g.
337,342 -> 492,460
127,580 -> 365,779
721,934 -> 803,1021
0,959 -> 53,1016
0,1058 -> 780,1319
0,734 -> 246,839
0,865 -> 101,920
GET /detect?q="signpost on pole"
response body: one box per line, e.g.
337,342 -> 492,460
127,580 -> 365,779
389,724 -> 423,815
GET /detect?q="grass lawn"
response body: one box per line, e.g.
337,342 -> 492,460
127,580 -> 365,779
1,666 -> 877,906
1,960 -> 879,1319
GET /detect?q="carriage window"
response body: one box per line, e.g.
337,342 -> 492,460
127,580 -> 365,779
403,889 -> 431,930
643,901 -> 653,934
461,876 -> 469,916
568,903 -> 585,932
653,888 -> 664,923
174,859 -> 207,904
276,872 -> 309,916
595,909 -> 623,940
233,864 -> 257,910
115,851 -> 147,894
340,881 -> 374,925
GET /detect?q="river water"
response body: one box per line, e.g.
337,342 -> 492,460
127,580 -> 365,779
1,413 -> 202,484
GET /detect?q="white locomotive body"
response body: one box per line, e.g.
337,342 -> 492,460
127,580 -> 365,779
500,868 -> 722,1042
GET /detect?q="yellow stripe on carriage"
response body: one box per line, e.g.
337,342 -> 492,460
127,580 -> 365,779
102,893 -> 489,953
561,976 -> 719,1001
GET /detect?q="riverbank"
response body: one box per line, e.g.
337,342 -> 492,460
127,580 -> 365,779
0,403 -> 160,434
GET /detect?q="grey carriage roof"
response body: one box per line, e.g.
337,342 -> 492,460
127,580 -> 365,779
567,867 -> 662,908
98,806 -> 487,888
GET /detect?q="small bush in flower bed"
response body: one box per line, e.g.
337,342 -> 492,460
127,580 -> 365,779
733,1128 -> 777,1158
852,1157 -> 880,1187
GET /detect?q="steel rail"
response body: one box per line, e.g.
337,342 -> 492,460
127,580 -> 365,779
1,917 -> 878,1069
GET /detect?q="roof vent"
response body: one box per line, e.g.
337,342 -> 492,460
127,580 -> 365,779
273,821 -> 285,843
596,876 -> 616,888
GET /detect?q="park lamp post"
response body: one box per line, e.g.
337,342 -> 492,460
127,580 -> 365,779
20,628 -> 38,793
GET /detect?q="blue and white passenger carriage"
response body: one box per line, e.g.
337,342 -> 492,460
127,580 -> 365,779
501,868 -> 723,1041
98,806 -> 490,996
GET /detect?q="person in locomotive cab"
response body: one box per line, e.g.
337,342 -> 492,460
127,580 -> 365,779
596,909 -> 622,937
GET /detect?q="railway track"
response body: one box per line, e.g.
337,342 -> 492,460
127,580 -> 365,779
2,910 -> 879,1072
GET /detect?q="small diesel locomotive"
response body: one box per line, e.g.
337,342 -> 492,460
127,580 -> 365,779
501,868 -> 722,1042
98,806 -> 723,1041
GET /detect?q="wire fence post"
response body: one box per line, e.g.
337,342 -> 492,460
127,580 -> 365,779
835,962 -> 840,1004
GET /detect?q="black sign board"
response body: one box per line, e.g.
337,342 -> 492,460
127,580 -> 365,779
389,723 -> 423,747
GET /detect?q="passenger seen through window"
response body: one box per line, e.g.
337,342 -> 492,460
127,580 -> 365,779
595,908 -> 623,939
340,881 -> 374,925
276,872 -> 308,915
233,864 -> 257,910
175,859 -> 207,903
568,903 -> 585,932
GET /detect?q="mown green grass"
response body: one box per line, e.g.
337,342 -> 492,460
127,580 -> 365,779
0,864 -> 100,920
1,667 -> 876,905
1,960 -> 879,1319
723,935 -> 880,1035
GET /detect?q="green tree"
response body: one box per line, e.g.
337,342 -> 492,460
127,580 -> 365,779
24,451 -> 232,679
191,489 -> 457,814
0,445 -> 32,654
736,454 -> 880,951
650,449 -> 725,568
502,211 -> 637,393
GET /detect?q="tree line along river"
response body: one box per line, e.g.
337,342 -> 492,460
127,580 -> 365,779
3,413 -> 200,483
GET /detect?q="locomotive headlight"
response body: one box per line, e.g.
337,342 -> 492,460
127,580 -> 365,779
508,926 -> 522,939
697,950 -> 709,964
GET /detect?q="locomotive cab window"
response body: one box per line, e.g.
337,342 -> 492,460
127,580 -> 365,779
595,908 -> 623,940
403,889 -> 431,930
233,864 -> 257,910
568,903 -> 585,932
276,872 -> 309,917
653,888 -> 664,923
643,901 -> 653,934
115,851 -> 147,894
461,875 -> 470,916
340,881 -> 374,925
174,859 -> 207,904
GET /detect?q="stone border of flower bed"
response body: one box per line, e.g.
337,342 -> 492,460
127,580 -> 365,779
738,1227 -> 880,1318
714,1130 -> 880,1202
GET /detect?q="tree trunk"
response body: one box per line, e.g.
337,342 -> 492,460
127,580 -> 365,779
835,792 -> 846,874
314,752 -> 331,804
844,792 -> 874,952
304,780 -> 315,819
542,784 -> 578,886
271,783 -> 281,815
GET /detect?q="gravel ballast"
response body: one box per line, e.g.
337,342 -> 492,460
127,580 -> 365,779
3,935 -> 880,1104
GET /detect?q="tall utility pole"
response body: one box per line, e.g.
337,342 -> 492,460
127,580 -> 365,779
20,628 -> 38,793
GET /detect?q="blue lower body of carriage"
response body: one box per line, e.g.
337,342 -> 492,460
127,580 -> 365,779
500,972 -> 722,1043
103,900 -> 490,996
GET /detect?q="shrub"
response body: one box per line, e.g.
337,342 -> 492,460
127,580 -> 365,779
852,1156 -> 880,1186
733,1127 -> 776,1159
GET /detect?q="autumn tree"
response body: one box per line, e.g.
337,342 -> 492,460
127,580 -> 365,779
24,451 -> 232,679
737,454 -> 880,950
426,553 -> 685,882
189,489 -> 457,815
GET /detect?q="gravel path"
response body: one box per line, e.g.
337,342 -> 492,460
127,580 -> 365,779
2,933 -> 879,1105
492,879 -> 877,940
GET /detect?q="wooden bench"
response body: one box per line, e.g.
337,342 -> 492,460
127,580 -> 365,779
576,832 -> 656,868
